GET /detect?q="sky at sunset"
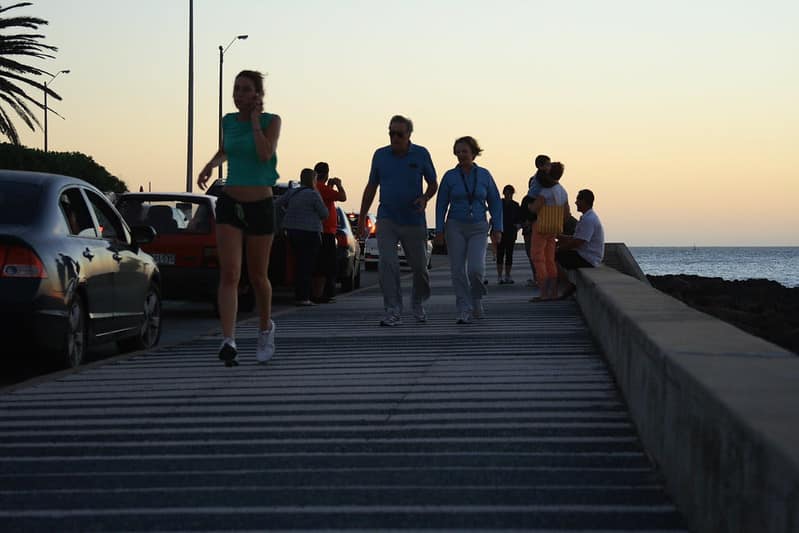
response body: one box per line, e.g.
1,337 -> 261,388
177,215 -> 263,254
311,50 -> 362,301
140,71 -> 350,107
11,0 -> 799,246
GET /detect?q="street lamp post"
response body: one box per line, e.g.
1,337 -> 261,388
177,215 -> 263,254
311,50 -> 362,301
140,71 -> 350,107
186,0 -> 194,192
44,69 -> 70,152
217,34 -> 248,180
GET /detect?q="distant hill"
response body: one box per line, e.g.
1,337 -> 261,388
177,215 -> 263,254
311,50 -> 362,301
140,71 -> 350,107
0,143 -> 128,193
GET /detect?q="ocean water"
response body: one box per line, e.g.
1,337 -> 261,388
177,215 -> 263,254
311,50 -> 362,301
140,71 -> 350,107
629,247 -> 799,288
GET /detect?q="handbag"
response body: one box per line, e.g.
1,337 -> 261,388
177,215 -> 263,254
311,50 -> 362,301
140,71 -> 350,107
535,204 -> 564,234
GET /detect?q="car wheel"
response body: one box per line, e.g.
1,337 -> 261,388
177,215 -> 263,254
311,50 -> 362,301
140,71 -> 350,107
365,262 -> 377,271
63,293 -> 87,368
118,283 -> 162,352
340,262 -> 356,293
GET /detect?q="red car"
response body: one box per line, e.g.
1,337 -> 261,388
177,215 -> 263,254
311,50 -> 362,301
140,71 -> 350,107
116,192 -> 255,312
118,181 -> 304,310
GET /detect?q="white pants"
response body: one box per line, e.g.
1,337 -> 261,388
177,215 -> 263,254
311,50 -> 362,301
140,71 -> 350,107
377,218 -> 430,315
445,218 -> 488,314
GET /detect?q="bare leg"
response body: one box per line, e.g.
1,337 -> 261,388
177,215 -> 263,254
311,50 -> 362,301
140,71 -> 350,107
216,224 -> 244,339
245,233 -> 274,331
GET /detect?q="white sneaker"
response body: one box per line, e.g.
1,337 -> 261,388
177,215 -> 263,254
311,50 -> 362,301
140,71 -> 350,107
473,300 -> 485,319
456,311 -> 473,324
380,314 -> 403,327
218,338 -> 238,367
256,320 -> 275,364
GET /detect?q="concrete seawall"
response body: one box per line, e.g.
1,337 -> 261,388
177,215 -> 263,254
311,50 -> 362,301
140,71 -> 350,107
573,265 -> 799,532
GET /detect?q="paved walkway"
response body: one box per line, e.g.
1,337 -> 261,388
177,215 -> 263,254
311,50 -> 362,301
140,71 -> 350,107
0,252 -> 686,531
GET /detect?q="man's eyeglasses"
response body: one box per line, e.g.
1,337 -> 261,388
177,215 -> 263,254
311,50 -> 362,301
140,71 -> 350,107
388,130 -> 407,138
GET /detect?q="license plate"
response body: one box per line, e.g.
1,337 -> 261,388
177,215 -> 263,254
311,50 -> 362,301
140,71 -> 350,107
152,253 -> 175,265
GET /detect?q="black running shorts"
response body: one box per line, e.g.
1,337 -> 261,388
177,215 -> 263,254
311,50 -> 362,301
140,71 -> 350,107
215,192 -> 275,235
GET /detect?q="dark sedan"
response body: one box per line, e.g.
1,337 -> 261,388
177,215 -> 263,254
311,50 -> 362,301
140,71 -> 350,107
335,207 -> 360,292
0,171 -> 162,368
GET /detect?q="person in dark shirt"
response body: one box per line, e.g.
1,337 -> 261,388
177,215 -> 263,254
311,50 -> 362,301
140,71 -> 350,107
496,185 -> 520,284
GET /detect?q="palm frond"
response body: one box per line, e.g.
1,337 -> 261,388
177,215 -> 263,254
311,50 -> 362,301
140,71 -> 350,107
0,104 -> 22,144
0,92 -> 38,129
0,2 -> 61,144
1,68 -> 62,100
0,16 -> 49,31
0,3 -> 35,16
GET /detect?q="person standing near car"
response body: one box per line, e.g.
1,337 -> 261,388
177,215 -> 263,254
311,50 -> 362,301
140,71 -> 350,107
358,115 -> 437,326
312,162 -> 346,304
197,69 -> 280,367
276,168 -> 329,306
434,136 -> 502,323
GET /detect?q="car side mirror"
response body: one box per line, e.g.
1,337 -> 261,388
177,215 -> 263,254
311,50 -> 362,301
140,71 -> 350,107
131,225 -> 157,245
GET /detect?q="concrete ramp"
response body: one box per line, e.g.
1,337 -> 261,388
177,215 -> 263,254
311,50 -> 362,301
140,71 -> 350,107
0,253 -> 686,531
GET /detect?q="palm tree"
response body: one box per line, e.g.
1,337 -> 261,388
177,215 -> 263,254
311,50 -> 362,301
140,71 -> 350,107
0,2 -> 61,145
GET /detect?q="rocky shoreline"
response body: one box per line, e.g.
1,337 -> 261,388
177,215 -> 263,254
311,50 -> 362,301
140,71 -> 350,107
647,275 -> 799,355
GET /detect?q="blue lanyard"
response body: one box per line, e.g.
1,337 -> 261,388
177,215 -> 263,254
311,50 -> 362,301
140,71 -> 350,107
458,165 -> 478,215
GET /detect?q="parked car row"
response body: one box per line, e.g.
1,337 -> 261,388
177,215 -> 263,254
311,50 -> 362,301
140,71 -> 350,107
116,179 -> 361,311
0,171 -> 366,372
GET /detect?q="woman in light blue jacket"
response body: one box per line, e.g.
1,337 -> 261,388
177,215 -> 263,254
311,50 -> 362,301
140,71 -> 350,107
434,136 -> 502,323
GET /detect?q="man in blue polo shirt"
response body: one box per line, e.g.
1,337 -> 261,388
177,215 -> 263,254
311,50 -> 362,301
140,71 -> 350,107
358,115 -> 438,326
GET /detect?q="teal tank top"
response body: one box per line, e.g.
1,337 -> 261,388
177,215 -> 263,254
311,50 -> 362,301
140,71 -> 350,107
223,112 -> 279,186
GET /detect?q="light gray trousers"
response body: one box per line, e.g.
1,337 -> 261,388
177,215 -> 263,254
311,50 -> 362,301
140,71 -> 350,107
377,218 -> 430,315
445,218 -> 489,313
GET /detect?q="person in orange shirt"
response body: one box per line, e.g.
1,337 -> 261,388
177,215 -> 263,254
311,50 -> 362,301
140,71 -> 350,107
312,162 -> 347,303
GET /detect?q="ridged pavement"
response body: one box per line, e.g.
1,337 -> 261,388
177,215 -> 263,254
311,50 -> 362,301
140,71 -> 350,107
0,252 -> 686,531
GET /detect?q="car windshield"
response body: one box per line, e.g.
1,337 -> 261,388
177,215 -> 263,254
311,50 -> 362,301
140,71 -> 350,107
117,197 -> 211,234
0,182 -> 41,225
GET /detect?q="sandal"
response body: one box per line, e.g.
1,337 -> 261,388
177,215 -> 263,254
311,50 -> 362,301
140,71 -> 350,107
558,285 -> 577,300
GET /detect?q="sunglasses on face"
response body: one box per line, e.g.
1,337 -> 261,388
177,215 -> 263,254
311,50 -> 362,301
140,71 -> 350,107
388,130 -> 407,138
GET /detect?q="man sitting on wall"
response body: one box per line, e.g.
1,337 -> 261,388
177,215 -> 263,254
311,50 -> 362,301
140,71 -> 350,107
555,189 -> 604,298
